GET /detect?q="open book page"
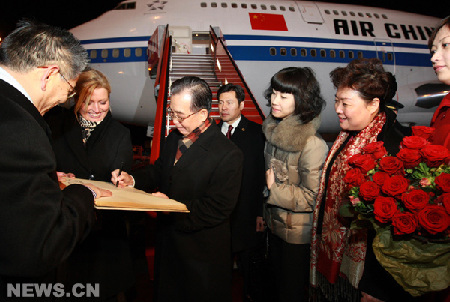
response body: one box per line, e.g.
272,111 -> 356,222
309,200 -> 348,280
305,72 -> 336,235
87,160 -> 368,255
61,177 -> 189,212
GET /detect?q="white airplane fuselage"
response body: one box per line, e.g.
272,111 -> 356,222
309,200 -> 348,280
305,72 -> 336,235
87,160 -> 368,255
70,0 -> 442,135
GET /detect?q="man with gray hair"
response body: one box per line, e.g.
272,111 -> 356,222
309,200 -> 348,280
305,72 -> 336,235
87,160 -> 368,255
112,76 -> 243,302
0,20 -> 110,295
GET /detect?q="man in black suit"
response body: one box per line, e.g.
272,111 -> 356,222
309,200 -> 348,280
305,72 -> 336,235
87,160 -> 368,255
217,83 -> 266,302
0,20 -> 110,298
112,76 -> 243,302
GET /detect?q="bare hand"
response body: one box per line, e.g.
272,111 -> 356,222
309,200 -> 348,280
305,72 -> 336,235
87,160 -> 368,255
111,169 -> 134,188
361,292 -> 384,302
256,216 -> 265,232
152,192 -> 170,214
57,171 -> 75,182
152,192 -> 169,199
266,168 -> 275,189
84,184 -> 112,199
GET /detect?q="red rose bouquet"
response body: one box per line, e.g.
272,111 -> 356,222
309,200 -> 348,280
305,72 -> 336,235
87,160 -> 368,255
343,126 -> 450,296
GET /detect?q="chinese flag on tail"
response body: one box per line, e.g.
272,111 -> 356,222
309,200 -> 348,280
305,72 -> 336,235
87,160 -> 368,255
249,13 -> 288,31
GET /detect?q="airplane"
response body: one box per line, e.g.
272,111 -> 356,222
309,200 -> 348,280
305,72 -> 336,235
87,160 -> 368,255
69,0 -> 446,142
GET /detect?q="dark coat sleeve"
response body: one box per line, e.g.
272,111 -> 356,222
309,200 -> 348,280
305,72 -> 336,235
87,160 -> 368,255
133,126 -> 243,232
174,145 -> 243,232
234,119 -> 266,217
0,98 -> 95,278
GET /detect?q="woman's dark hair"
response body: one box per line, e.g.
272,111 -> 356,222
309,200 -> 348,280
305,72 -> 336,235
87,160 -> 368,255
330,58 -> 390,111
428,15 -> 450,50
264,67 -> 325,123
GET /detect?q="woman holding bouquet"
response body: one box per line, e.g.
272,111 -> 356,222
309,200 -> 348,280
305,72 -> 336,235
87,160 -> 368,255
429,16 -> 450,149
310,58 -> 412,302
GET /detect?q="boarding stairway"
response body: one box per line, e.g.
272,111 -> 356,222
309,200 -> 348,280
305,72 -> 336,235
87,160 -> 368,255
166,53 -> 221,134
148,25 -> 265,162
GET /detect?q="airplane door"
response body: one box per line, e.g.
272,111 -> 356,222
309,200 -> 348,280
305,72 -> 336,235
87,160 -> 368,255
374,39 -> 396,74
295,2 -> 324,24
169,26 -> 192,54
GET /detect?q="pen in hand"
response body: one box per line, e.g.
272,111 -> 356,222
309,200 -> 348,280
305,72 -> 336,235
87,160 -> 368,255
115,162 -> 124,187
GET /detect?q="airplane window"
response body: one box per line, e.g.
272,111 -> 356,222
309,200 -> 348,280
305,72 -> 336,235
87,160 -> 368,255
311,49 -> 317,57
112,49 -> 120,58
232,3 -> 237,8
280,48 -> 287,56
261,4 -> 267,10
114,2 -> 136,10
101,49 -> 108,59
251,4 -> 257,9
201,2 -> 207,7
341,11 -> 347,16
289,7 -> 295,12
301,49 -> 307,57
349,51 -> 354,59
330,50 -> 336,58
350,11 -> 355,16
270,48 -> 277,56
339,50 -> 345,58
136,48 -> 143,57
366,13 -> 372,18
241,3 -> 247,8
124,48 -> 131,58
211,2 -> 217,8
324,10 -> 330,15
221,3 -> 227,8
280,6 -> 286,11
290,48 -> 297,56
271,5 -> 276,10
358,12 -> 364,17
320,49 -> 326,57
382,14 -> 388,19
333,10 -> 339,15
90,50 -> 97,59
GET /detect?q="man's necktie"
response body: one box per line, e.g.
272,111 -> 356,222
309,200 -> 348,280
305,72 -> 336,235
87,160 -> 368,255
226,125 -> 233,139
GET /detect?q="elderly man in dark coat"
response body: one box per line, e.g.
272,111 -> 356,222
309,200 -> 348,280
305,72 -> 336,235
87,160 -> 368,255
0,20 -> 110,299
112,76 -> 243,302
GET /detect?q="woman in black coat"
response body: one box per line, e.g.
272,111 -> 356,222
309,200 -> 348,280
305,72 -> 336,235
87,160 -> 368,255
45,69 -> 134,301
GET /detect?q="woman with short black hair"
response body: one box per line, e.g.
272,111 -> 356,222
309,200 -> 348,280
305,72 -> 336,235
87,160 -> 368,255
263,67 -> 328,302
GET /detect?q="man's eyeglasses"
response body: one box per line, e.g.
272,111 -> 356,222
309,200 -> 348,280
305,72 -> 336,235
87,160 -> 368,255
167,107 -> 198,122
58,72 -> 76,98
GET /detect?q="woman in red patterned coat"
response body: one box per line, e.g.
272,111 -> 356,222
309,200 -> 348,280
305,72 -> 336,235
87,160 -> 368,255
310,58 -> 412,302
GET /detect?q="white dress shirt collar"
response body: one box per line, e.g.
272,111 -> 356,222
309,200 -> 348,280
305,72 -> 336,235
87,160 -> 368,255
0,66 -> 33,104
221,115 -> 241,136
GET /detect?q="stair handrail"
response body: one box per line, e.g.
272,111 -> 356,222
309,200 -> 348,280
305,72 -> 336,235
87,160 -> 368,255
209,26 -> 265,120
150,25 -> 172,164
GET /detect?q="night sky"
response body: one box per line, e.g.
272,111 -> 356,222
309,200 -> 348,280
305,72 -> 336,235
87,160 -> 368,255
1,0 -> 447,38
0,0 -> 122,37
